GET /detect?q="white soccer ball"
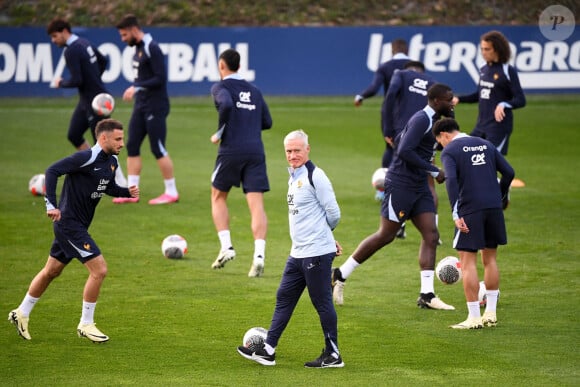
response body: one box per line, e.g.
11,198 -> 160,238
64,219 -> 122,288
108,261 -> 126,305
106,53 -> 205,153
436,256 -> 462,285
371,168 -> 388,191
91,93 -> 115,116
28,174 -> 45,196
242,327 -> 267,352
161,234 -> 188,259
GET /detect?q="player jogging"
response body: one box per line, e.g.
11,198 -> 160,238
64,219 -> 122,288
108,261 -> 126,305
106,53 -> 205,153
209,48 -> 273,277
332,84 -> 455,311
8,119 -> 139,342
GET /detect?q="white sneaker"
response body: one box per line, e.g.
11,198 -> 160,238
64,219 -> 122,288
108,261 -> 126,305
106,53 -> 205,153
450,317 -> 483,330
77,322 -> 109,342
8,309 -> 31,340
333,281 -> 345,306
417,294 -> 455,310
248,256 -> 264,277
331,268 -> 345,306
211,247 -> 236,269
482,311 -> 497,327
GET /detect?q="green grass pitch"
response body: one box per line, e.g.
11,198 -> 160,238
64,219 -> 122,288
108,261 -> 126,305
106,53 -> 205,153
0,94 -> 578,386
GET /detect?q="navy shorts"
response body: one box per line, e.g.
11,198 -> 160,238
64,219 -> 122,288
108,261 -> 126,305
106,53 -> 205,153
126,106 -> 169,159
211,153 -> 269,193
49,222 -> 101,264
452,208 -> 507,252
470,128 -> 510,155
381,184 -> 435,222
68,102 -> 100,147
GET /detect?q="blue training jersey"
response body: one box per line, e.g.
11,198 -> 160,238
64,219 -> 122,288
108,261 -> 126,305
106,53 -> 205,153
44,144 -> 131,227
384,69 -> 435,138
132,33 -> 170,112
387,106 -> 440,189
59,34 -> 108,105
359,56 -> 410,98
458,62 -> 525,134
441,133 -> 515,219
211,74 -> 272,155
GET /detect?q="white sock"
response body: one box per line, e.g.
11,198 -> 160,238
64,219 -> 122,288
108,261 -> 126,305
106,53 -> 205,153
467,301 -> 481,318
81,301 -> 96,325
127,175 -> 140,188
164,178 -> 178,197
420,270 -> 435,294
218,230 -> 232,251
254,239 -> 266,260
339,256 -> 360,279
264,343 -> 275,355
115,164 -> 128,187
485,290 -> 500,312
18,294 -> 39,317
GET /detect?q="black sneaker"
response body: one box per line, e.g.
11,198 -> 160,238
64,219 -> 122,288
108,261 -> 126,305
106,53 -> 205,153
417,292 -> 455,310
396,223 -> 406,239
416,292 -> 435,308
304,349 -> 344,368
237,344 -> 276,366
331,268 -> 346,305
331,268 -> 345,287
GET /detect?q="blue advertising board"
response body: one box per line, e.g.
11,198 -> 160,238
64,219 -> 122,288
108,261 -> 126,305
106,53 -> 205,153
0,25 -> 579,97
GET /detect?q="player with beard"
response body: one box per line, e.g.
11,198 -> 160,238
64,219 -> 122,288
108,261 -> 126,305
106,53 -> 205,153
8,119 -> 139,342
114,14 -> 179,205
332,84 -> 455,311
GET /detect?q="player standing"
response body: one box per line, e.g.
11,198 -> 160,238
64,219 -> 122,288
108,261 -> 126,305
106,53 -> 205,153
237,129 -> 344,368
114,14 -> 179,205
433,117 -> 514,329
209,48 -> 273,277
452,30 -> 525,185
8,119 -> 139,342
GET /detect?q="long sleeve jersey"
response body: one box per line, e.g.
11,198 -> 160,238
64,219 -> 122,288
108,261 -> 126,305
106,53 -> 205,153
132,33 -> 170,112
441,133 -> 515,219
384,69 -> 435,138
44,144 -> 131,227
59,34 -> 108,105
387,106 -> 440,189
287,161 -> 340,258
211,74 -> 272,155
458,62 -> 526,134
358,54 -> 410,98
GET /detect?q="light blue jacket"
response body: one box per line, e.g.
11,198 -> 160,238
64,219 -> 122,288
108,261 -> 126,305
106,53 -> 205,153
287,161 -> 340,258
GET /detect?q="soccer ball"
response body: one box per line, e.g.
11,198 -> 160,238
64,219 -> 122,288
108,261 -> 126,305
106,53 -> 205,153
161,234 -> 188,259
371,168 -> 388,191
242,327 -> 267,352
436,256 -> 462,284
91,93 -> 115,116
28,174 -> 45,196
